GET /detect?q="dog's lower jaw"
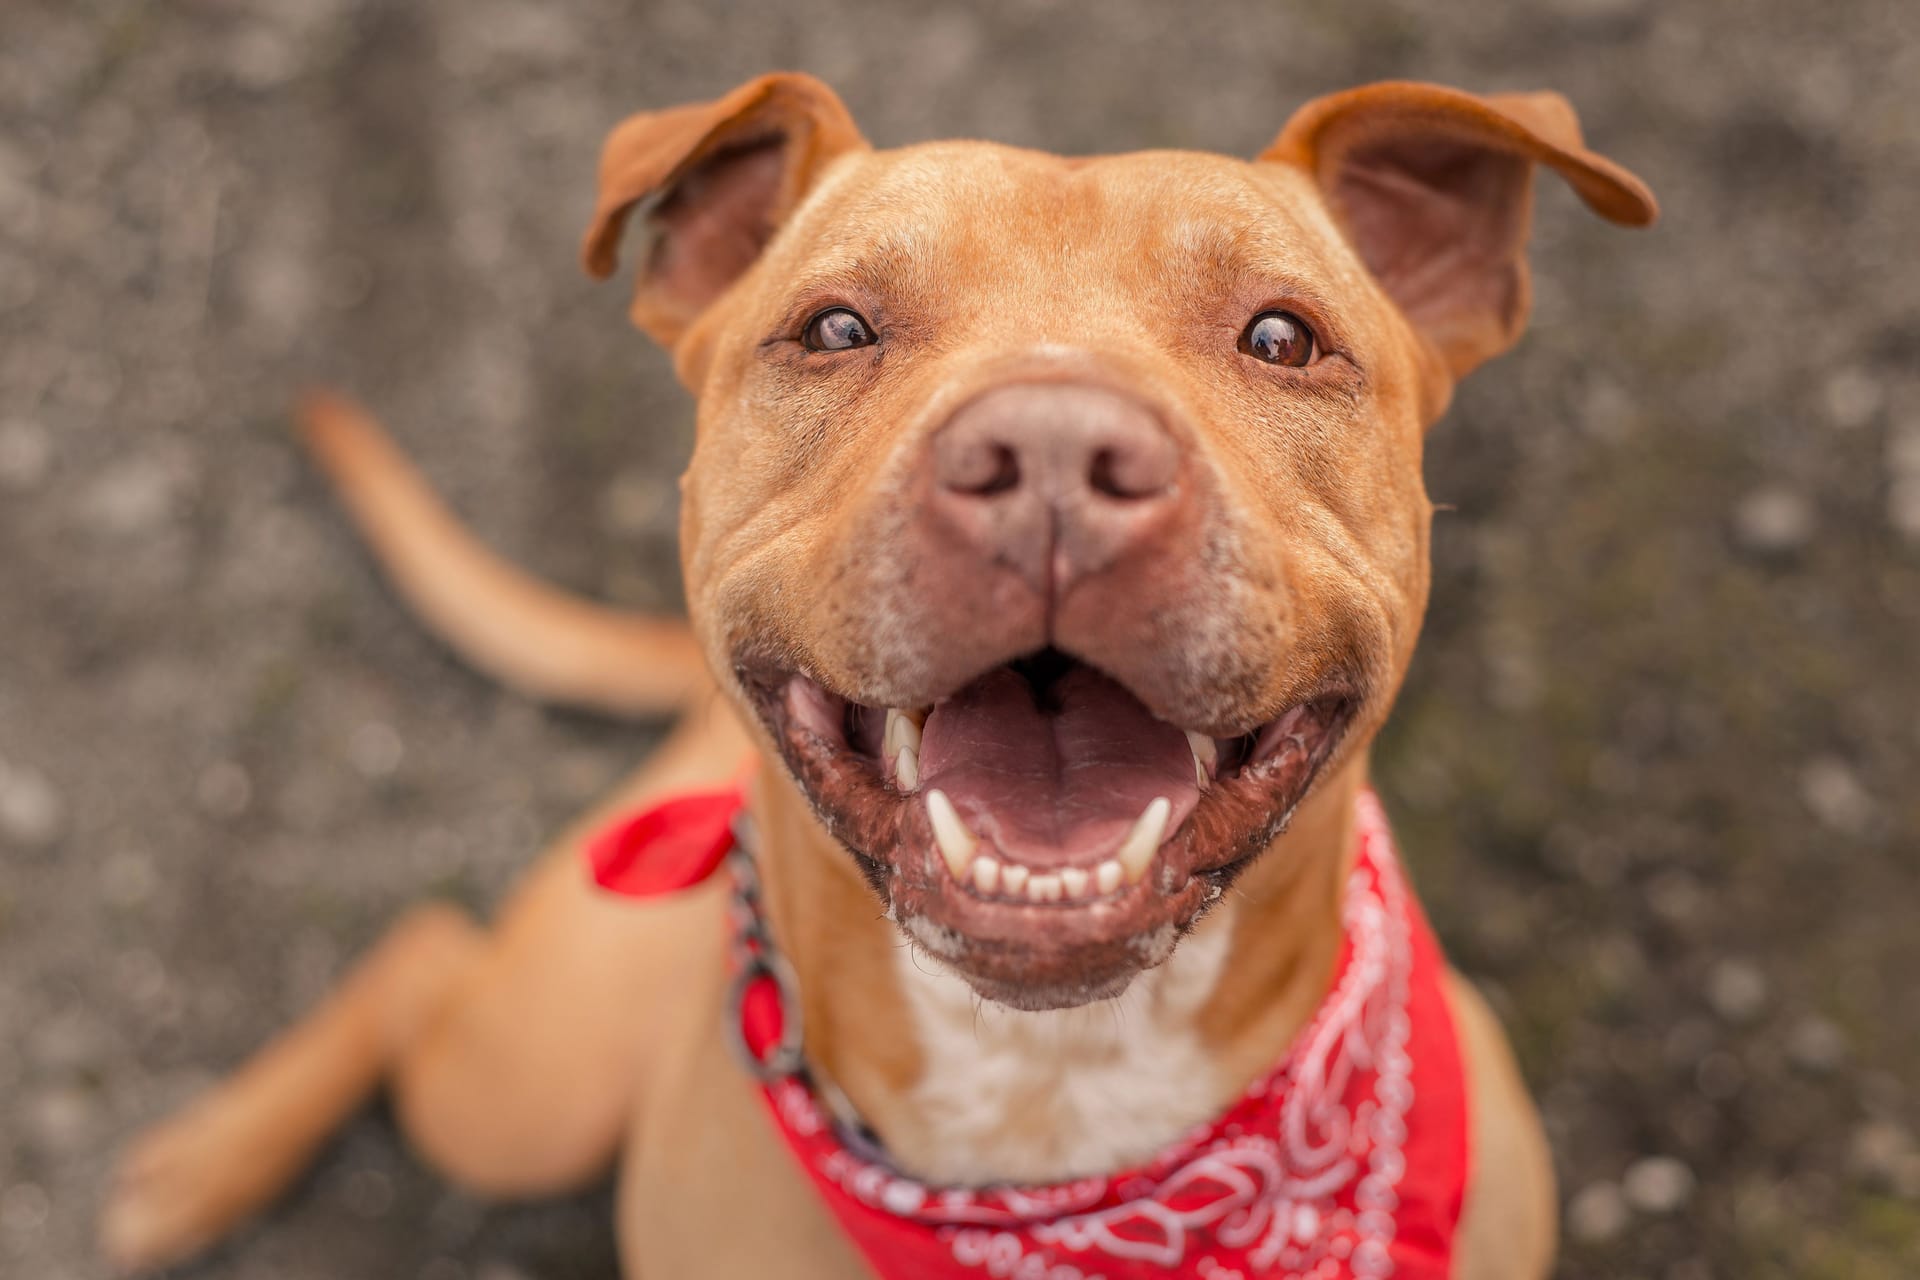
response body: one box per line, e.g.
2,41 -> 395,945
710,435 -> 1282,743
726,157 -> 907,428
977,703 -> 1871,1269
896,910 -> 1173,1012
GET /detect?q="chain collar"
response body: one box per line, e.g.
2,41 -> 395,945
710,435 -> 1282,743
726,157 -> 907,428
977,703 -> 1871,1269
723,808 -> 807,1082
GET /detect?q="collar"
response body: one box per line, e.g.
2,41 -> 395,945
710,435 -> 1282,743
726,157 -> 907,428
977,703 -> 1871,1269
587,787 -> 1470,1279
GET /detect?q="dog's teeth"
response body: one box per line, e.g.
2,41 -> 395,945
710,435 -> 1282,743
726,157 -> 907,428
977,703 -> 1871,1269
1000,863 -> 1029,895
1059,866 -> 1091,898
970,856 -> 1000,894
894,745 -> 919,790
1026,873 -> 1063,903
925,789 -> 977,879
1095,859 -> 1123,895
1116,797 -> 1171,883
884,708 -> 924,759
1186,731 -> 1217,789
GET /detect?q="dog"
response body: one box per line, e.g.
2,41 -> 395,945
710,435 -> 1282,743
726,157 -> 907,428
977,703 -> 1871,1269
100,73 -> 1655,1278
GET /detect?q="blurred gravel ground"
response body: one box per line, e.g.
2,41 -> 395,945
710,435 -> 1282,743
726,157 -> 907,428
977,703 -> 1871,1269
2,1 -> 1917,1277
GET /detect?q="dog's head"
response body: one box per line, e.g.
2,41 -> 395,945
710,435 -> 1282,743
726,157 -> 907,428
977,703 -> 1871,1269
585,74 -> 1654,1009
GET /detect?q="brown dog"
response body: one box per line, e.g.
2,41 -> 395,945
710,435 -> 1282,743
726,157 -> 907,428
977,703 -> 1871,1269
101,73 -> 1654,1278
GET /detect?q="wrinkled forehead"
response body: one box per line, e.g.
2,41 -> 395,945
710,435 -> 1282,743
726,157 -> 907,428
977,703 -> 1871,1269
766,141 -> 1368,320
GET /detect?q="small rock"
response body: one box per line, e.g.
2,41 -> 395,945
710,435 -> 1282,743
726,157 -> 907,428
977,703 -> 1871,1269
1887,477 -> 1920,543
0,1181 -> 50,1236
0,419 -> 51,491
1823,366 -> 1882,429
113,948 -> 174,1008
1800,756 -> 1873,836
235,240 -> 315,341
1706,959 -> 1768,1024
472,1265 -> 536,1280
195,760 -> 254,818
101,849 -> 160,908
348,722 -> 404,779
1482,619 -> 1544,713
224,22 -> 304,91
0,758 -> 64,847
1849,1121 -> 1920,1198
419,1260 -> 468,1280
1888,423 -> 1920,476
1788,49 -> 1853,129
79,455 -> 185,538
1578,378 -> 1637,442
1589,933 -> 1647,997
25,1082 -> 103,1152
1786,1015 -> 1848,1074
1623,1156 -> 1696,1214
1647,869 -> 1706,927
1566,1180 -> 1630,1242
1732,1177 -> 1787,1234
27,1010 -> 113,1073
1731,486 -> 1815,556
598,468 -> 673,538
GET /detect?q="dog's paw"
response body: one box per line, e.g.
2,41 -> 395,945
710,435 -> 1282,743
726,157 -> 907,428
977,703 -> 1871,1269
99,1083 -> 310,1274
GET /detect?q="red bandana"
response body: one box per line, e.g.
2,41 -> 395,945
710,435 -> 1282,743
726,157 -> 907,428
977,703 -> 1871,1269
588,788 -> 1470,1280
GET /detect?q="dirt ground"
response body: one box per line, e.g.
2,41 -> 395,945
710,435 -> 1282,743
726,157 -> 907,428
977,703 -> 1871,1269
2,1 -> 1917,1277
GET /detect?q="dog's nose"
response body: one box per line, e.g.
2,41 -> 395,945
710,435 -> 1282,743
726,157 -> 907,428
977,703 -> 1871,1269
930,383 -> 1182,594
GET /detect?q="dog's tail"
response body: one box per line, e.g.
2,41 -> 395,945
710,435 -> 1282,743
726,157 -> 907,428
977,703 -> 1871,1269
296,390 -> 710,717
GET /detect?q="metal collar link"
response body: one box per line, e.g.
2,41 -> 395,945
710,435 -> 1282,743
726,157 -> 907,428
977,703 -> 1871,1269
723,810 -> 807,1082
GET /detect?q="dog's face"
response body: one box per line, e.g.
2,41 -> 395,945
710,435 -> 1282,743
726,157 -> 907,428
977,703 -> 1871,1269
586,75 -> 1654,1009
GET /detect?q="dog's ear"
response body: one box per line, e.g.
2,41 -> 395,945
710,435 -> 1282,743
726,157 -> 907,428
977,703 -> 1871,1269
1263,81 -> 1656,386
581,72 -> 866,346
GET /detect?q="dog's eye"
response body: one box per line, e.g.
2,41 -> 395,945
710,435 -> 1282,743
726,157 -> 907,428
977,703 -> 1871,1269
803,307 -> 876,352
1239,311 -> 1314,367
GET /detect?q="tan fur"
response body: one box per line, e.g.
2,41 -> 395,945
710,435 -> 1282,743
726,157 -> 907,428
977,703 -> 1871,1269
103,74 -> 1651,1278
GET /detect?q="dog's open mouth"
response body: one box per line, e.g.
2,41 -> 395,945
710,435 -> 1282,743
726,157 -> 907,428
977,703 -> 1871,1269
745,649 -> 1353,1008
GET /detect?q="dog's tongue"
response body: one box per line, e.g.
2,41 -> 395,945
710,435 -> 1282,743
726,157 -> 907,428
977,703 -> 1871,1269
917,664 -> 1199,866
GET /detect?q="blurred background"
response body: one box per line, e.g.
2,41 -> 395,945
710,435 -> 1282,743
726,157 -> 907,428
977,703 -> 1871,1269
2,1 -> 1916,1277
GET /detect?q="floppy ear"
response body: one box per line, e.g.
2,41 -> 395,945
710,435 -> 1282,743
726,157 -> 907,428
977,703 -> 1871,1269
581,72 -> 866,346
1263,81 -> 1657,383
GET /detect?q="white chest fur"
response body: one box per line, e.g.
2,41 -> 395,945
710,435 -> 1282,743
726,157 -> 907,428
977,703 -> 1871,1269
886,914 -> 1232,1185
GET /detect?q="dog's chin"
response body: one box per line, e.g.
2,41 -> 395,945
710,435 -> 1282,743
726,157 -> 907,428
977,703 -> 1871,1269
742,647 -> 1355,1010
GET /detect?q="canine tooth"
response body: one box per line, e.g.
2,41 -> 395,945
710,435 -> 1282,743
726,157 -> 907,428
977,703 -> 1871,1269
925,790 -> 976,879
1186,731 -> 1217,788
894,745 -> 919,790
1027,873 -> 1063,903
1116,797 -> 1172,883
1095,859 -> 1123,895
885,708 -> 924,758
970,856 -> 1001,894
1000,863 -> 1030,895
1059,867 -> 1091,898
